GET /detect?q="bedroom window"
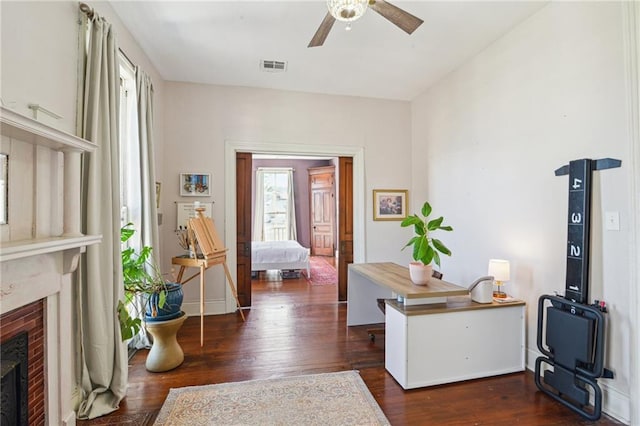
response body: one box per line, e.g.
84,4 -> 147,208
254,168 -> 297,242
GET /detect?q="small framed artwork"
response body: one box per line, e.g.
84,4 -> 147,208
373,189 -> 408,221
180,173 -> 211,197
176,202 -> 214,229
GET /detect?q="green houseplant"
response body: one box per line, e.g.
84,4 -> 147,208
117,223 -> 183,341
401,201 -> 453,284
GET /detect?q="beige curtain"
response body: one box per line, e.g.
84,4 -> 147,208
286,170 -> 297,241
77,12 -> 127,419
136,67 -> 160,264
253,169 -> 266,241
128,67 -> 160,349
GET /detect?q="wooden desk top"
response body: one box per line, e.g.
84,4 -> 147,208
348,262 -> 469,299
386,295 -> 526,316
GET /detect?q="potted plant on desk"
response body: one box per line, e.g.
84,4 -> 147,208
117,223 -> 183,341
401,201 -> 453,285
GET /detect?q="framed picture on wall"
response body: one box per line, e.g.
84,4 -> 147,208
180,173 -> 211,197
373,189 -> 408,221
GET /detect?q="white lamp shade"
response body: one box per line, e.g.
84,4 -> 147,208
488,259 -> 510,282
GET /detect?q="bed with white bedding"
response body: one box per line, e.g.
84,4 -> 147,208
251,240 -> 311,278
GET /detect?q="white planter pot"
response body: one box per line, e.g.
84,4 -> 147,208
409,262 -> 433,285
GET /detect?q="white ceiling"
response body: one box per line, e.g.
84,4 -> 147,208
109,1 -> 548,101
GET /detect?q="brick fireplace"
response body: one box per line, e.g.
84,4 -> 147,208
0,300 -> 46,425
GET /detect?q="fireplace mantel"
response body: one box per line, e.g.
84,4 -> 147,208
1,106 -> 101,425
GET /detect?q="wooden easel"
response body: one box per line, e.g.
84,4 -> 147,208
172,207 -> 245,347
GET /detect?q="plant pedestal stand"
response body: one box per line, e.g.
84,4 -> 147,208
145,312 -> 187,372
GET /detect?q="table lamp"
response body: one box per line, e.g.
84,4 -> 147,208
488,259 -> 510,299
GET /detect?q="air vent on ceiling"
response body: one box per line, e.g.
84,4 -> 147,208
260,60 -> 287,72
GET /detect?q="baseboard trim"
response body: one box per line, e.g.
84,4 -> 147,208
62,410 -> 76,426
182,299 -> 228,317
601,381 -> 631,424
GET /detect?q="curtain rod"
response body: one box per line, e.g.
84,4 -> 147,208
257,167 -> 295,172
78,2 -> 137,70
119,49 -> 135,71
79,2 -> 94,19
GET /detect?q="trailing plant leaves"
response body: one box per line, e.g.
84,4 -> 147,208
158,290 -> 167,309
119,224 -> 170,340
117,300 -> 141,341
121,223 -> 135,242
139,246 -> 153,262
121,246 -> 135,260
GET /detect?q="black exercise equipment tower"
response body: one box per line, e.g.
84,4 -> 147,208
535,158 -> 619,421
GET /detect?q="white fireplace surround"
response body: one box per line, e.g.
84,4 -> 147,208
1,106 -> 101,426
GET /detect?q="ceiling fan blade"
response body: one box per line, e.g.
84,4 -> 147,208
308,12 -> 336,47
368,0 -> 423,35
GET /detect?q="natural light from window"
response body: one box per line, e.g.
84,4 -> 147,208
262,170 -> 289,241
119,55 -> 141,250
254,167 -> 297,243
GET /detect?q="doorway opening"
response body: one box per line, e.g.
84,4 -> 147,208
224,141 -> 365,312
250,156 -> 339,305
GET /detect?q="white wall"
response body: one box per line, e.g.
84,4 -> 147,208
161,82 -> 412,309
411,2 -> 633,422
1,1 -> 80,132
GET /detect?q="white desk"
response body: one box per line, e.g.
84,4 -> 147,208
347,263 -> 525,389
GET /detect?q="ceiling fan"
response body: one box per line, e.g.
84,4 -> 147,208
308,0 -> 423,48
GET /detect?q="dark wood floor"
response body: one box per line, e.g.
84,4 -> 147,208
80,261 -> 622,425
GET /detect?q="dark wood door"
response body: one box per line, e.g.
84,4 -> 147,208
308,166 -> 335,257
338,157 -> 353,302
236,152 -> 252,307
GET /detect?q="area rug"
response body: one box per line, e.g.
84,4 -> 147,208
308,256 -> 337,285
153,370 -> 390,426
77,412 -> 155,425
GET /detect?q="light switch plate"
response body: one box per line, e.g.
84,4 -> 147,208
605,211 -> 620,231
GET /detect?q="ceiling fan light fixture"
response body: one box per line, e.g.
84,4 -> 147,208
327,0 -> 368,22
